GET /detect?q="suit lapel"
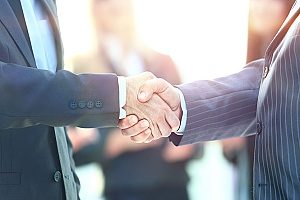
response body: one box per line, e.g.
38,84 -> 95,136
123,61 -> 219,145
0,0 -> 36,67
40,0 -> 64,70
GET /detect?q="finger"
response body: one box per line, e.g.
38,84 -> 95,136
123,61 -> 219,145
118,115 -> 138,129
138,78 -> 169,102
165,111 -> 180,132
131,128 -> 152,143
138,79 -> 180,110
150,123 -> 163,140
157,118 -> 172,138
121,119 -> 150,137
145,134 -> 154,143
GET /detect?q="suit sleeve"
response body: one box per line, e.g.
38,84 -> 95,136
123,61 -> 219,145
170,59 -> 264,145
0,61 -> 120,129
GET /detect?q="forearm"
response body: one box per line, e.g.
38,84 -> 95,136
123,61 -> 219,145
0,61 -> 119,129
172,59 -> 264,145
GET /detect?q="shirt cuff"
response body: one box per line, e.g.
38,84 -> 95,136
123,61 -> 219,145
118,76 -> 126,119
176,88 -> 187,134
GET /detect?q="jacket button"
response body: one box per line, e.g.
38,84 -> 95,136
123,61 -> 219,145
69,101 -> 77,110
78,101 -> 86,109
54,171 -> 62,182
263,66 -> 269,78
95,100 -> 103,108
87,101 -> 94,109
257,122 -> 262,135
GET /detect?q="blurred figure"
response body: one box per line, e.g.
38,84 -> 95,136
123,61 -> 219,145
222,0 -> 295,199
68,0 -> 200,199
247,0 -> 295,61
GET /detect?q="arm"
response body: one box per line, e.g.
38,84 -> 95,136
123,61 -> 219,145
0,59 -> 178,145
172,59 -> 264,144
120,59 -> 265,144
0,61 -> 120,129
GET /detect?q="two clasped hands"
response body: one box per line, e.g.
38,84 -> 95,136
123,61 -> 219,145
118,72 -> 184,143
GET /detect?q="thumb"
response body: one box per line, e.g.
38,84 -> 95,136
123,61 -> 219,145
138,78 -> 180,111
138,78 -> 170,103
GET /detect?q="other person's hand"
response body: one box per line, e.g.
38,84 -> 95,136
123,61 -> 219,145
120,77 -> 182,143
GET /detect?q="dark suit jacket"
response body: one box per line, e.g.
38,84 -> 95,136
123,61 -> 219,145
0,0 -> 120,199
170,2 -> 300,199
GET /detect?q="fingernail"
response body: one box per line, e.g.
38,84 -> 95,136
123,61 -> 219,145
141,121 -> 149,128
129,116 -> 138,125
138,92 -> 146,100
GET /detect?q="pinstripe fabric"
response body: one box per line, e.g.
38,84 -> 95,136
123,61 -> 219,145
172,2 -> 300,199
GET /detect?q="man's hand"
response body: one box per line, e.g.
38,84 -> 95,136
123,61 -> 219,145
119,77 -> 182,143
138,78 -> 182,113
121,73 -> 180,143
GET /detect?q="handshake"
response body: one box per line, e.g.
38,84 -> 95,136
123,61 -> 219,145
119,72 -> 183,143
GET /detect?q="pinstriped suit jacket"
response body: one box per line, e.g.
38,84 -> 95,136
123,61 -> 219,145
171,1 -> 300,199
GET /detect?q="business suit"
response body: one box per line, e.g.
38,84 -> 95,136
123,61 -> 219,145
171,1 -> 300,199
0,0 -> 120,199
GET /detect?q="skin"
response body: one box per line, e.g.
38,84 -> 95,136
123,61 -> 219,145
119,77 -> 182,143
124,72 -> 181,143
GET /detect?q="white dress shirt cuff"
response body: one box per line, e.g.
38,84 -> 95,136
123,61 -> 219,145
176,88 -> 187,133
118,76 -> 126,119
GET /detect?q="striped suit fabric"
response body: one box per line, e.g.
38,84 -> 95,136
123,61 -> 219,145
171,1 -> 300,199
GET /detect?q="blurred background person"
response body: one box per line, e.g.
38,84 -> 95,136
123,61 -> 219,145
247,0 -> 295,61
67,0 -> 200,199
221,0 -> 295,199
